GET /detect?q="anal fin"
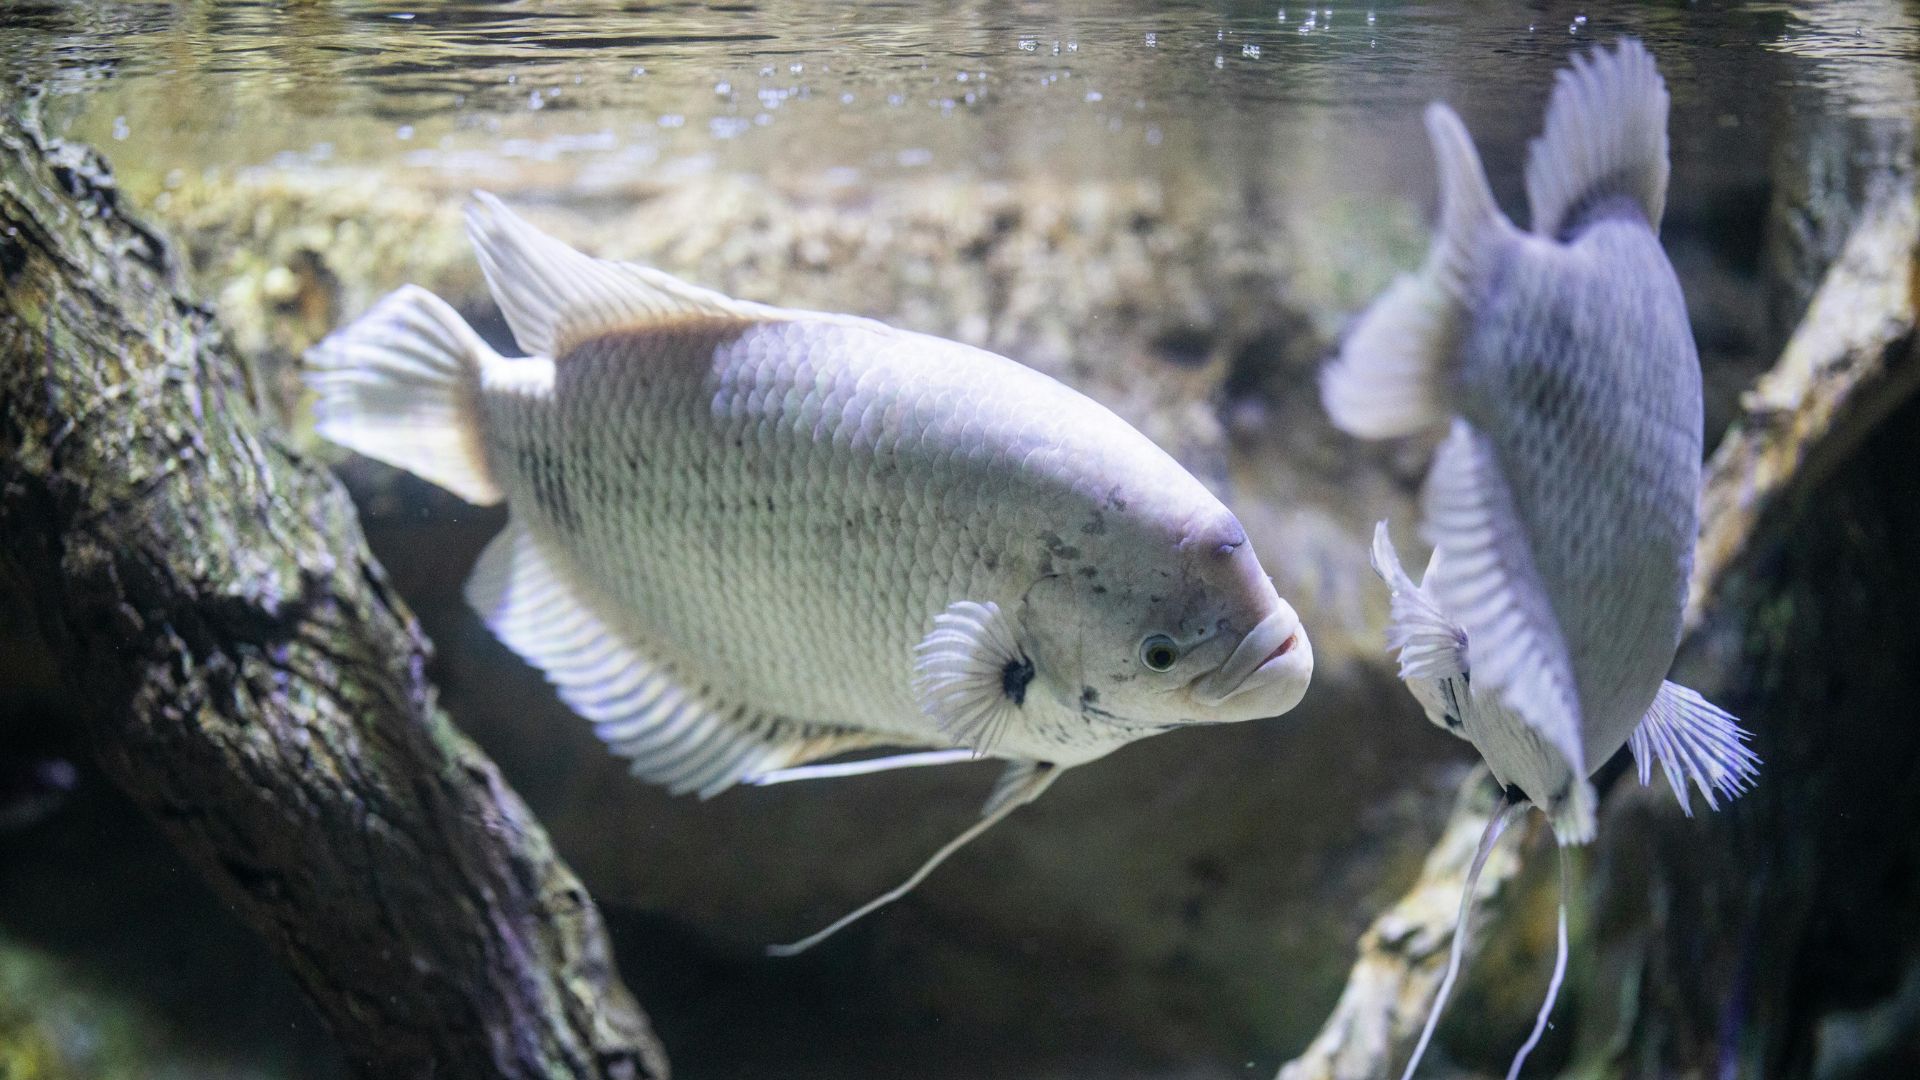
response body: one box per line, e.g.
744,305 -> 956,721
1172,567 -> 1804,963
1426,422 -> 1587,787
1628,681 -> 1761,815
465,520 -> 882,797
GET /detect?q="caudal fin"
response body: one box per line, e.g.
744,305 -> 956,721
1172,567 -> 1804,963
1321,103 -> 1509,439
305,286 -> 503,504
1524,38 -> 1671,239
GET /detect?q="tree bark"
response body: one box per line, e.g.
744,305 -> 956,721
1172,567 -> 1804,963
0,105 -> 667,1080
1278,160 -> 1919,1079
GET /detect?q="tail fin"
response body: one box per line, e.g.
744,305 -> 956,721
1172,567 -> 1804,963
1321,103 -> 1508,439
305,285 -> 503,504
1524,38 -> 1671,239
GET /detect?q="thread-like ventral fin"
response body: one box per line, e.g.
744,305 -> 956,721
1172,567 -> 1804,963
304,285 -> 504,505
464,191 -> 773,359
767,761 -> 1059,957
1629,681 -> 1761,815
912,599 -> 1034,756
1507,844 -> 1572,1080
465,519 -> 880,797
1524,37 -> 1671,239
1400,795 -> 1528,1080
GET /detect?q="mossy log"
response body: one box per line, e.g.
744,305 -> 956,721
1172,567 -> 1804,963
0,108 -> 666,1079
1279,176 -> 1919,1078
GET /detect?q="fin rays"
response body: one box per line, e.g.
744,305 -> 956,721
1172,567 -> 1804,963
1524,38 -> 1671,238
1629,681 -> 1761,814
464,191 -> 769,359
1426,422 -> 1591,839
465,520 -> 882,797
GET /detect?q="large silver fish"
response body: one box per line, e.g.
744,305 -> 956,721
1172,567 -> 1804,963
308,194 -> 1313,952
1320,40 -> 1759,1078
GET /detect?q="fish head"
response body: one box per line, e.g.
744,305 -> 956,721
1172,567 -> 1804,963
1021,505 -> 1313,730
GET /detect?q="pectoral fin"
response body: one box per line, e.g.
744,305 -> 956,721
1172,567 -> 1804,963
911,599 -> 1034,755
1628,681 -> 1761,815
1370,521 -> 1468,682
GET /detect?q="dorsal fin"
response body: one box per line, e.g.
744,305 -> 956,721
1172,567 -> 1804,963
1524,38 -> 1671,239
464,191 -> 774,358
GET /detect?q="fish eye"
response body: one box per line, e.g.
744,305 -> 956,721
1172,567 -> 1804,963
1139,634 -> 1179,672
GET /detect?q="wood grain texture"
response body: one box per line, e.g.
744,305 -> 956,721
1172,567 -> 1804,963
0,104 -> 667,1080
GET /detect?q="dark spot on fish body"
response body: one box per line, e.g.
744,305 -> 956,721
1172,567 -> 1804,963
1079,685 -> 1098,706
1090,584 -> 1107,595
1082,510 -> 1107,536
1001,654 -> 1035,705
1077,565 -> 1098,579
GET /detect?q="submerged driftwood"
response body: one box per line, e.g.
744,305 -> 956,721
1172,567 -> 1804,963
1280,175 -> 1920,1079
0,108 -> 666,1079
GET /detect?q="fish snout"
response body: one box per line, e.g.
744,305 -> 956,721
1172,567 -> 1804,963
1189,603 -> 1313,718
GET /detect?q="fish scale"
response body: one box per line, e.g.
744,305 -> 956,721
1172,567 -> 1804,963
449,295 -> 1262,763
1463,222 -> 1701,756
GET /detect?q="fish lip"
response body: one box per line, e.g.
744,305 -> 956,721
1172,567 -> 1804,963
1190,606 -> 1309,707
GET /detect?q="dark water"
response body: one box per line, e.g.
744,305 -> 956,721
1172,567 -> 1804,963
2,3 -> 1918,1080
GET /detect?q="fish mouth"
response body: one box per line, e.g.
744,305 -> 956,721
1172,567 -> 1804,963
1189,603 -> 1313,713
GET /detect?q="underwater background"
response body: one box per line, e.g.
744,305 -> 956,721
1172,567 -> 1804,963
1,2 -> 1917,1078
